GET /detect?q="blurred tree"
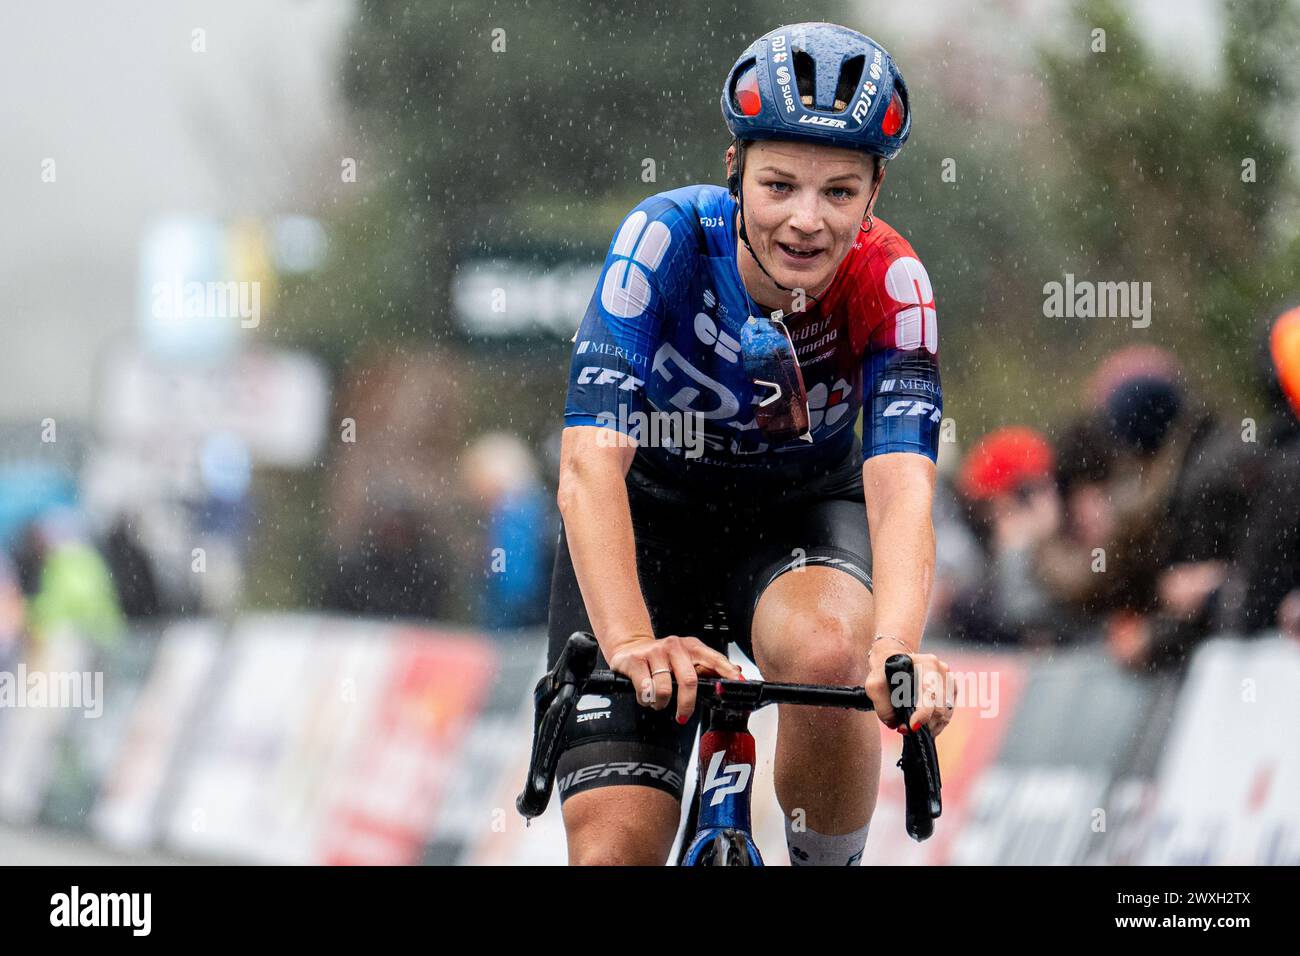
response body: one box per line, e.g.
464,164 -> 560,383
283,0 -> 787,354
1041,0 -> 1300,397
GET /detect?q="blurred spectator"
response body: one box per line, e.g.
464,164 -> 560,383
319,349 -> 473,621
1081,372 -> 1255,670
1213,308 -> 1300,639
946,427 -> 1064,646
460,432 -> 554,631
101,516 -> 163,618
1019,415 -> 1120,635
321,485 -> 450,620
11,509 -> 125,648
926,440 -> 982,632
1083,345 -> 1185,409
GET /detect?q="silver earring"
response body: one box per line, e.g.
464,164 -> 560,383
860,215 -> 874,233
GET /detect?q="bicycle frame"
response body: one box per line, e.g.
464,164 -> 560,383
678,706 -> 764,865
518,632 -> 942,864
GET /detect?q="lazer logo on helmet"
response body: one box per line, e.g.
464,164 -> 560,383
799,115 -> 847,128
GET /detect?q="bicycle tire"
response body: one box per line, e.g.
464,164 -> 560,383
695,830 -> 756,867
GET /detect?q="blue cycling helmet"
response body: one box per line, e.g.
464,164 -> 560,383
721,22 -> 911,160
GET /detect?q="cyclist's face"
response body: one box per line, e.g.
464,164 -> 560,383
731,140 -> 878,297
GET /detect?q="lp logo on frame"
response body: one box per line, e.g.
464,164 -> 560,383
702,751 -> 752,806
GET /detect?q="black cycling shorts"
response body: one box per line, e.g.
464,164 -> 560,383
545,464 -> 873,805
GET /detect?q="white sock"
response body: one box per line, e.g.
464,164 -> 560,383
784,816 -> 870,866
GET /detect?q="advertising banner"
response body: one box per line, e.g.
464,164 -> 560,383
950,648 -> 1165,865
315,626 -> 499,865
1136,635 -> 1300,865
162,614 -> 395,862
864,645 -> 1028,866
92,620 -> 223,851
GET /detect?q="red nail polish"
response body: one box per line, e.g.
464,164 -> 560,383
677,714 -> 687,725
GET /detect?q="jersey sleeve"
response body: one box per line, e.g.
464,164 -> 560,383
862,242 -> 943,462
563,196 -> 683,434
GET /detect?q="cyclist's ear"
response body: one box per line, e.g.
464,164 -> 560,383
725,139 -> 741,196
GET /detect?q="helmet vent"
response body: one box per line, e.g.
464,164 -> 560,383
833,56 -> 865,112
793,50 -> 816,108
730,59 -> 761,116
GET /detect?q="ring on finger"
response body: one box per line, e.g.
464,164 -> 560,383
650,668 -> 672,677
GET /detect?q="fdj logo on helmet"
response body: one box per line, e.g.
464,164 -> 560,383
851,49 -> 886,123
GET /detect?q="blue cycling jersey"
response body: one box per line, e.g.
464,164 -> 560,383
565,184 -> 941,491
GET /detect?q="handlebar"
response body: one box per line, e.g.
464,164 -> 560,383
517,632 -> 942,841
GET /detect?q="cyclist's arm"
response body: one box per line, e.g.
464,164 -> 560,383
859,240 -> 943,653
863,451 -> 937,652
857,246 -> 950,731
556,426 -> 650,656
557,196 -> 737,714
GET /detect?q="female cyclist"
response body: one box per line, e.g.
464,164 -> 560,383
547,21 -> 953,865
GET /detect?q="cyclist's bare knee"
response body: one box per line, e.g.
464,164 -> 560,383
562,786 -> 681,866
752,566 -> 873,683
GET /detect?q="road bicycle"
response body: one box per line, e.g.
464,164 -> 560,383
518,631 -> 942,865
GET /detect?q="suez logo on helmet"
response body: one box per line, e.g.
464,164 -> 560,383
776,70 -> 796,114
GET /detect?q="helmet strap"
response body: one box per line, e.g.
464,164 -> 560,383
860,160 -> 885,233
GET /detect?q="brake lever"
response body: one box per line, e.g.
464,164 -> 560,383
516,632 -> 599,820
884,654 -> 943,842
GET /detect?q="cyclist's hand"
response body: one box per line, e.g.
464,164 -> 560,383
866,639 -> 954,737
607,634 -> 740,723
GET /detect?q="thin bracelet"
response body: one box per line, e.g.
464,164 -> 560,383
871,635 -> 912,653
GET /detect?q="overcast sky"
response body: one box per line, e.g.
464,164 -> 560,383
0,0 -> 353,421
